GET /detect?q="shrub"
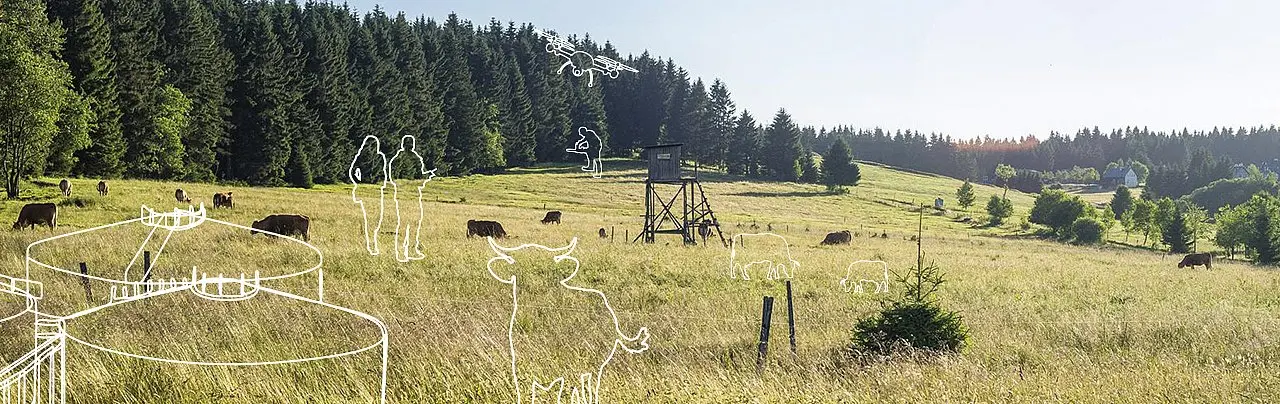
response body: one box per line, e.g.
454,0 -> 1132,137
1071,217 -> 1105,244
986,195 -> 1013,225
852,300 -> 967,355
1029,189 -> 1093,238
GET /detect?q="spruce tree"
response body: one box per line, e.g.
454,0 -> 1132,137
956,180 -> 976,209
1251,199 -> 1280,265
501,49 -> 536,166
51,0 -> 125,178
301,4 -> 355,183
439,14 -> 485,174
727,110 -> 758,176
1162,207 -> 1193,254
823,138 -> 859,190
227,4 -> 291,185
798,151 -> 819,183
704,79 -> 735,168
764,108 -> 802,181
159,0 -> 233,181
1110,185 -> 1134,220
103,0 -> 165,178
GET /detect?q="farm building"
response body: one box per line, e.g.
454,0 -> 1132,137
1100,167 -> 1138,188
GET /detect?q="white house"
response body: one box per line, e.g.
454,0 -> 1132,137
1101,167 -> 1138,188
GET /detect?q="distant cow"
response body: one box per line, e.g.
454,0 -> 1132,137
697,220 -> 712,244
598,228 -> 607,238
251,214 -> 310,241
820,230 -> 852,246
1178,253 -> 1212,269
58,179 -> 71,196
541,211 -> 562,224
484,237 -> 649,403
96,181 -> 108,196
175,188 -> 191,203
213,192 -> 234,209
12,203 -> 57,230
728,233 -> 800,281
467,219 -> 507,239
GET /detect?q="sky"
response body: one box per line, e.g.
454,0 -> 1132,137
355,0 -> 1280,140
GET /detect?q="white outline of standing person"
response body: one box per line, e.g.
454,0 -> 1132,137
388,135 -> 435,262
566,127 -> 603,178
349,135 -> 389,256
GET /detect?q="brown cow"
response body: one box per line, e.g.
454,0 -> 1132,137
467,219 -> 507,238
541,211 -> 562,224
251,214 -> 310,241
598,228 -> 607,238
59,179 -> 71,196
1178,253 -> 1212,269
13,203 -> 57,230
820,230 -> 852,245
97,181 -> 108,196
213,192 -> 234,209
697,219 -> 712,244
175,188 -> 192,203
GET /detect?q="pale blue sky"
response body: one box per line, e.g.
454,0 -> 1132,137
356,0 -> 1280,139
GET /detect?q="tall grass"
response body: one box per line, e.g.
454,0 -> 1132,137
0,163 -> 1276,402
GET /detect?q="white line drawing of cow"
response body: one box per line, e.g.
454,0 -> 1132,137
839,260 -> 890,294
484,237 -> 649,404
349,135 -> 389,256
387,135 -> 436,262
566,127 -> 603,178
727,233 -> 799,281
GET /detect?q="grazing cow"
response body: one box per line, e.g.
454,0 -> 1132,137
820,230 -> 852,246
541,211 -> 562,225
58,179 -> 71,196
174,188 -> 191,203
728,233 -> 800,281
840,260 -> 890,294
484,237 -> 649,404
250,214 -> 311,241
697,220 -> 712,245
12,203 -> 57,230
97,181 -> 108,196
1178,253 -> 1212,269
467,219 -> 507,239
213,192 -> 234,209
598,228 -> 607,239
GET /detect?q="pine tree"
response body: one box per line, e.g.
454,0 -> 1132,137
103,0 -> 165,178
301,4 -> 355,183
798,151 -> 819,183
822,138 -> 859,190
703,79 -> 735,168
684,78 -> 710,166
439,14 -> 485,174
501,49 -> 536,166
1250,199 -> 1280,265
159,0 -> 233,181
727,110 -> 758,176
956,180 -> 976,209
227,4 -> 291,185
764,108 -> 802,181
1110,185 -> 1134,220
50,0 -> 125,178
630,52 -> 666,149
1162,207 -> 1193,254
272,1 -> 319,188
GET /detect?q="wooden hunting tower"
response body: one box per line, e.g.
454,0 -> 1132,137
636,144 -> 726,246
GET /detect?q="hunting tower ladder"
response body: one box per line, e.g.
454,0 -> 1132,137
635,144 -> 727,246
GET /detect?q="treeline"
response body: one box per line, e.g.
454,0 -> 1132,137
808,126 -> 1280,197
10,0 -> 814,190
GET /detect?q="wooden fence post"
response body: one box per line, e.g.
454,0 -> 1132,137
757,296 -> 775,374
79,262 -> 92,302
786,281 -> 796,356
142,251 -> 152,291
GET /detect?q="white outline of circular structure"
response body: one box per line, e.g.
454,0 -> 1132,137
24,204 -> 324,301
727,233 -> 800,281
839,260 -> 890,294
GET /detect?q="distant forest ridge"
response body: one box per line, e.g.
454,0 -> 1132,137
32,0 -> 1280,189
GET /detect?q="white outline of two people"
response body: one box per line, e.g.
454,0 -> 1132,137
349,135 -> 436,262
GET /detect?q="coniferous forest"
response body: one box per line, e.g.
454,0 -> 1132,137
4,0 -> 1279,198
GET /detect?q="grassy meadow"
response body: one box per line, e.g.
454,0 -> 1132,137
1,161 -> 1278,402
